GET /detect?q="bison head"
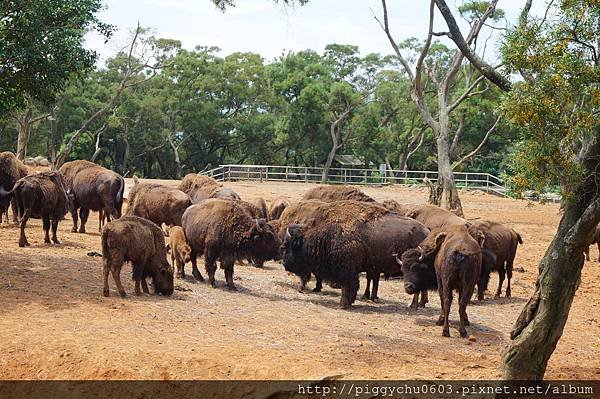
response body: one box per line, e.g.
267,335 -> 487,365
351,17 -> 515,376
281,224 -> 311,279
151,261 -> 174,296
243,218 -> 282,263
397,248 -> 437,294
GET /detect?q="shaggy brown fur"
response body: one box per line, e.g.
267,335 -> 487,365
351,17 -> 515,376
178,173 -> 220,195
268,197 -> 290,220
60,162 -> 124,234
381,199 -> 416,216
181,199 -> 281,290
280,200 -> 429,308
0,151 -> 28,224
585,224 -> 600,262
126,177 -> 191,227
469,220 -> 523,300
166,226 -> 192,278
7,171 -> 69,247
410,225 -> 483,337
253,198 -> 269,220
404,204 -> 467,230
101,216 -> 174,297
301,185 -> 376,203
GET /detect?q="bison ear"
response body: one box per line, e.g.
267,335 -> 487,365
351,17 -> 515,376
477,231 -> 486,248
435,232 -> 448,250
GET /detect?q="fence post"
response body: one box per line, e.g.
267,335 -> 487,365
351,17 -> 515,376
285,166 -> 289,181
465,174 -> 468,189
486,174 -> 489,192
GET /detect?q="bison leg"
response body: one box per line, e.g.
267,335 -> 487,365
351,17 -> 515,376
313,275 -> 322,292
110,267 -> 127,297
141,278 -> 149,294
362,275 -> 371,300
223,259 -> 237,291
419,290 -> 429,307
495,268 -> 506,298
435,276 -> 445,326
190,249 -> 204,282
18,209 -> 30,247
51,218 -> 60,245
505,259 -> 513,298
103,260 -> 111,297
204,252 -> 218,288
370,275 -> 381,302
458,286 -> 474,338
597,242 -> 600,262
409,293 -> 419,309
441,287 -> 453,338
11,198 -> 19,224
42,216 -> 51,244
340,274 -> 359,310
298,274 -> 309,293
585,246 -> 591,261
78,208 -> 89,234
70,206 -> 79,233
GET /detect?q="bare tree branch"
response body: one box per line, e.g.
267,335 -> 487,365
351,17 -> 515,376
434,0 -> 512,92
448,74 -> 488,113
452,114 -> 502,170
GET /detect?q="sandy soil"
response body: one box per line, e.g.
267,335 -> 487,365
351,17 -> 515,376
0,180 -> 599,381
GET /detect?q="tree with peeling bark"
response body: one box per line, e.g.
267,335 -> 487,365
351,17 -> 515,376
374,0 -> 503,216
497,0 -> 600,379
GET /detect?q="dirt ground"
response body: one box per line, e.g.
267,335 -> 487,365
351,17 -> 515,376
0,180 -> 599,381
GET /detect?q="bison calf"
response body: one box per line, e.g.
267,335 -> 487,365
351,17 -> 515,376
101,216 -> 174,297
182,199 -> 281,290
167,226 -> 192,278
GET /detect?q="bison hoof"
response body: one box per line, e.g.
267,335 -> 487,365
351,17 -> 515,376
71,227 -> 77,233
119,291 -> 127,298
494,293 -> 501,299
371,297 -> 381,303
78,228 -> 86,234
192,270 -> 204,281
442,329 -> 451,337
53,240 -> 60,245
103,290 -> 109,297
505,291 -> 511,298
44,238 -> 51,244
312,287 -> 322,293
409,302 -> 418,310
18,241 -> 29,248
419,301 -> 428,308
436,318 -> 445,326
459,329 -> 468,338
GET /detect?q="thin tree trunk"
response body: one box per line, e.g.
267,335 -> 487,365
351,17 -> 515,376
49,106 -> 58,168
16,106 -> 32,160
167,133 -> 182,179
321,124 -> 340,183
122,124 -> 130,174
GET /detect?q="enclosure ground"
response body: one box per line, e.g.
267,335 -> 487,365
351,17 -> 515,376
0,181 -> 598,380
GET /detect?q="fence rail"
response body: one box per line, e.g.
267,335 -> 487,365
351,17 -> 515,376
202,164 -> 509,197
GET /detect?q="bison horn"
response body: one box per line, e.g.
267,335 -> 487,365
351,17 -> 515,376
285,228 -> 291,240
417,246 -> 425,261
393,253 -> 402,266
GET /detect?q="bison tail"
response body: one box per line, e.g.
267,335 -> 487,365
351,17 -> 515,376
101,228 -> 110,258
116,176 -> 125,206
516,232 -> 523,245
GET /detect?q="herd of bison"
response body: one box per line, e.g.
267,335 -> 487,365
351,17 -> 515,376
1,150 -> 599,341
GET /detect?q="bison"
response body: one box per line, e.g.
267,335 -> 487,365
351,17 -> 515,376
3,171 -> 69,247
403,204 -> 467,230
469,220 -> 522,300
59,160 -> 124,234
301,185 -> 375,203
126,177 -> 191,227
280,200 -> 427,309
269,197 -> 290,220
101,215 -> 174,297
585,224 -> 600,262
181,199 -> 282,290
399,224 -> 484,337
180,173 -> 241,204
253,198 -> 269,220
166,226 -> 192,278
178,173 -> 219,195
0,151 -> 28,224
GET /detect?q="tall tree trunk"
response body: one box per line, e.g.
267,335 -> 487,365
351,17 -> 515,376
16,106 -> 32,160
321,124 -> 340,184
502,135 -> 600,379
434,107 -> 464,216
49,106 -> 58,169
122,124 -> 130,175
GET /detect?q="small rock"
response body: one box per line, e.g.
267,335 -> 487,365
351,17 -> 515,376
468,336 -> 477,342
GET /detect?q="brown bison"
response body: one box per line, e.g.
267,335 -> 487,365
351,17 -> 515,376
180,173 -> 241,204
101,215 -> 174,297
585,224 -> 600,262
280,200 -> 428,309
166,226 -> 192,278
181,199 -> 282,290
381,199 -> 416,216
178,173 -> 219,194
126,177 -> 191,227
469,220 -> 522,300
399,225 -> 484,337
269,197 -> 290,220
59,160 -> 125,233
3,171 -> 69,247
301,185 -> 375,203
0,151 -> 28,224
253,197 -> 269,220
404,204 -> 467,230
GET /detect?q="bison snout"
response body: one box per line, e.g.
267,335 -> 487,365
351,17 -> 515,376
404,282 -> 417,294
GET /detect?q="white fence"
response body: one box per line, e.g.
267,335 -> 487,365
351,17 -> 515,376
202,164 -> 509,197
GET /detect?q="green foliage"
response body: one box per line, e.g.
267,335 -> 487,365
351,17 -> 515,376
501,0 -> 600,199
0,0 -> 112,112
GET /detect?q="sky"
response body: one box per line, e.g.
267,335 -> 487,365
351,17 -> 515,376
85,0 -> 549,66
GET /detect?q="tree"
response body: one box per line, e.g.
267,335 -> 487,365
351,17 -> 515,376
374,0 -> 502,216
498,0 -> 600,379
0,0 -> 112,112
